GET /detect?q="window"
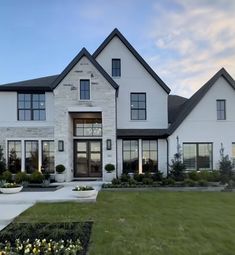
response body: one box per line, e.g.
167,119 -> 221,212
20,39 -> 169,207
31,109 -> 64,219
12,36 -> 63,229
123,140 -> 139,173
142,140 -> 158,172
8,141 -> 21,173
42,141 -> 55,173
217,100 -> 226,120
112,59 -> 121,77
232,143 -> 235,169
183,143 -> 213,170
25,141 -> 38,173
80,80 -> 90,100
131,93 -> 146,120
74,118 -> 102,137
18,93 -> 45,121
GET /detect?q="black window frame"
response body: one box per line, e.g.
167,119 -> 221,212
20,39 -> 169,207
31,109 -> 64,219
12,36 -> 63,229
7,140 -> 22,173
112,59 -> 121,77
216,99 -> 226,120
74,118 -> 102,137
25,140 -> 39,174
42,140 -> 55,174
122,140 -> 139,173
17,93 -> 46,121
80,79 -> 90,100
130,93 -> 146,120
142,140 -> 158,173
183,142 -> 213,171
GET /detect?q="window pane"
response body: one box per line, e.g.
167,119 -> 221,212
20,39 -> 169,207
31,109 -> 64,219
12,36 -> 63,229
25,110 -> 31,120
123,140 -> 139,173
25,141 -> 38,173
42,141 -> 54,173
183,144 -> 197,170
131,110 -> 138,120
142,140 -> 158,172
198,144 -> 212,170
8,141 -> 21,173
138,110 -> 146,120
80,80 -> 90,100
33,110 -> 40,120
142,140 -> 149,151
39,110 -> 46,120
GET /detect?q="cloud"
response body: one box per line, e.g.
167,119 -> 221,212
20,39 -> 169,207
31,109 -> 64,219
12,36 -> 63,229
147,0 -> 235,97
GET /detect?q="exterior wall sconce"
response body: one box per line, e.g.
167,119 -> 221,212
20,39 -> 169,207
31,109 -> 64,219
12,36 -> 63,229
106,139 -> 112,150
58,140 -> 64,152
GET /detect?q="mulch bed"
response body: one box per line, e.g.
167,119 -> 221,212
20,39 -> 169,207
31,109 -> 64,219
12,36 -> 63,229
22,185 -> 63,192
0,222 -> 93,255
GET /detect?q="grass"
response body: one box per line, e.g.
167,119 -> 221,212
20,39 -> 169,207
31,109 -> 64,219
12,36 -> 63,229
16,191 -> 235,255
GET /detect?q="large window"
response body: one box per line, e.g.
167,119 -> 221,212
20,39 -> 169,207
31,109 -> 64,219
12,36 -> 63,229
80,80 -> 90,100
74,119 -> 102,137
217,100 -> 226,120
123,140 -> 139,173
142,140 -> 158,172
18,93 -> 45,121
42,141 -> 55,173
183,143 -> 213,170
131,93 -> 146,120
25,141 -> 39,173
8,141 -> 21,173
112,59 -> 121,77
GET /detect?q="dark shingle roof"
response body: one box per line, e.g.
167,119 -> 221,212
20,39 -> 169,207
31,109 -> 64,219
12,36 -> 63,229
51,47 -> 118,90
117,129 -> 168,138
0,75 -> 58,91
168,68 -> 235,134
93,28 -> 171,94
168,95 -> 188,124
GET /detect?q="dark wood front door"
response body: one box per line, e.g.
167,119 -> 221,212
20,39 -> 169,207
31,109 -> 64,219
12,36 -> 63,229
74,140 -> 102,177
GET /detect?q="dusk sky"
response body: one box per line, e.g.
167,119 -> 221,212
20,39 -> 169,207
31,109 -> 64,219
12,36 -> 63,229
0,0 -> 234,97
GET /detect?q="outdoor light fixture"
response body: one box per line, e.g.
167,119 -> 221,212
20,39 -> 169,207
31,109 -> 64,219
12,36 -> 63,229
58,140 -> 64,152
106,139 -> 112,150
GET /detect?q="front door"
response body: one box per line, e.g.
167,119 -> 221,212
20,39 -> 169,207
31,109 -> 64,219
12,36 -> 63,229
74,140 -> 102,177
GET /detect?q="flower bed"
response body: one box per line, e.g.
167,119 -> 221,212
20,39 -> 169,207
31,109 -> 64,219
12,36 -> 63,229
0,222 -> 92,255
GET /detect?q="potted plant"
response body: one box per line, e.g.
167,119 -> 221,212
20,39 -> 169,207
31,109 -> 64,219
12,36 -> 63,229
0,182 -> 23,194
55,164 -> 66,183
72,186 -> 96,198
104,163 -> 116,182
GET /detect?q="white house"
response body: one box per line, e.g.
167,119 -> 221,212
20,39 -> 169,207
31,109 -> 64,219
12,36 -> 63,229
0,28 -> 235,181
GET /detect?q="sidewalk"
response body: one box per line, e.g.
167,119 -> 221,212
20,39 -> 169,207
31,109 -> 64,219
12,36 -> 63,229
0,181 -> 103,231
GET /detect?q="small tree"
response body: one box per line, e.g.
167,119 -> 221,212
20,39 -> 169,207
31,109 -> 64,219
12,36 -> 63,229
219,155 -> 233,184
8,149 -> 21,174
0,145 -> 6,175
169,153 -> 186,181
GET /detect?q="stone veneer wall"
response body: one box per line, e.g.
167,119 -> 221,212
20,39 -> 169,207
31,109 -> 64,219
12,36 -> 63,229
54,56 -> 117,181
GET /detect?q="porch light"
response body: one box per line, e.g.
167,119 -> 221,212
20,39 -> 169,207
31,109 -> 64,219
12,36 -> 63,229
106,139 -> 112,150
58,140 -> 64,152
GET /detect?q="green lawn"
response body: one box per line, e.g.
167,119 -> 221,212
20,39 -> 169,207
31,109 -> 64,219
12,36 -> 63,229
16,191 -> 235,255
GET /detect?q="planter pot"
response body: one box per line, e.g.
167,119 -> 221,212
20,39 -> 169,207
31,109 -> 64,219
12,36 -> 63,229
42,179 -> 50,187
55,173 -> 65,183
105,171 -> 116,182
73,189 -> 96,198
0,186 -> 23,194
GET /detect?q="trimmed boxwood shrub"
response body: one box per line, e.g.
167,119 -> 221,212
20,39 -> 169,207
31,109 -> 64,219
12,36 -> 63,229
188,171 -> 200,181
198,179 -> 208,187
142,178 -> 153,185
133,173 -> 144,182
30,171 -> 44,184
152,171 -> 163,181
128,178 -> 137,185
112,178 -> 121,185
55,164 -> 65,174
105,164 -> 115,173
183,178 -> 196,187
161,178 -> 175,186
120,174 -> 130,182
1,170 -> 12,182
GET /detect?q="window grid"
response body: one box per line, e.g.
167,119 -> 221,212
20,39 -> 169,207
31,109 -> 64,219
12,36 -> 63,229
217,100 -> 226,120
123,140 -> 139,173
18,93 -> 45,121
112,59 -> 121,77
130,93 -> 146,120
142,140 -> 158,172
42,140 -> 55,173
25,140 -> 39,173
80,80 -> 90,100
74,119 -> 102,137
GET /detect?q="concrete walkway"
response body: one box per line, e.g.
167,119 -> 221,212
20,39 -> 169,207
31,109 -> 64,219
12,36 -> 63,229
0,181 -> 103,231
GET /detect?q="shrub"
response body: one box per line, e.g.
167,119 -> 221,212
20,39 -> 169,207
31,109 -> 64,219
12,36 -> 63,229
105,164 -> 115,173
188,171 -> 200,181
0,145 -> 6,175
120,173 -> 130,182
198,179 -> 208,187
152,171 -> 163,181
183,178 -> 196,187
128,178 -> 137,185
133,173 -> 144,182
219,155 -> 233,184
30,171 -> 44,184
143,171 -> 152,179
15,172 -> 29,184
55,164 -> 65,174
142,177 -> 153,185
169,153 -> 186,181
161,178 -> 175,186
223,180 -> 235,192
1,170 -> 12,182
112,178 -> 121,185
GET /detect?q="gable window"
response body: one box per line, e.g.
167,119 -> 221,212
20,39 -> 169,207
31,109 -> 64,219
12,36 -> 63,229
112,59 -> 121,77
217,100 -> 226,120
80,80 -> 90,100
183,143 -> 213,170
123,140 -> 139,173
18,93 -> 45,121
131,93 -> 146,120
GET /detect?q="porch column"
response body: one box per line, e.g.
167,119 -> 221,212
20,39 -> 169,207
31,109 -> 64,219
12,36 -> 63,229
138,139 -> 142,173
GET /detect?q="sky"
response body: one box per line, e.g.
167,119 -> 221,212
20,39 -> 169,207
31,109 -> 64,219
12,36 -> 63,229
0,0 -> 234,97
